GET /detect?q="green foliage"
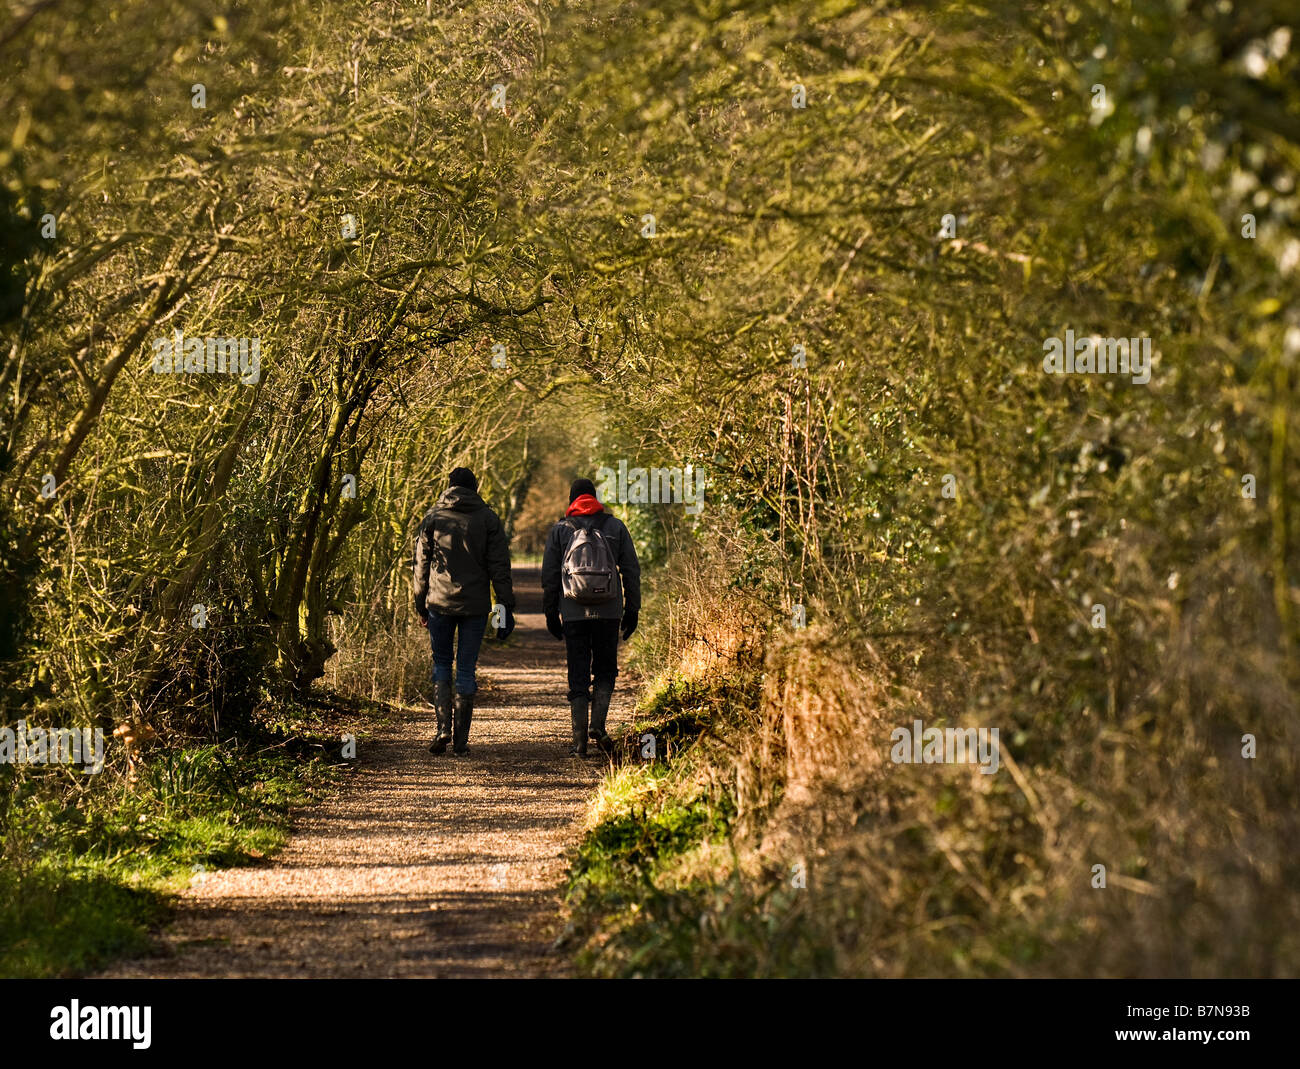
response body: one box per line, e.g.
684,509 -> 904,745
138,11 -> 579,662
2,0 -> 1297,977
564,674 -> 762,976
566,776 -> 740,977
563,672 -> 842,978
572,789 -> 731,893
0,706 -> 351,977
0,867 -> 160,980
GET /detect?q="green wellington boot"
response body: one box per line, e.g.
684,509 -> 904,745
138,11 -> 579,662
569,695 -> 589,757
452,691 -> 475,755
589,685 -> 615,755
428,680 -> 453,754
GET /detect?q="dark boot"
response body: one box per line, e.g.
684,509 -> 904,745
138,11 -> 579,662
569,696 -> 589,757
589,685 -> 615,755
428,680 -> 453,754
453,692 -> 475,754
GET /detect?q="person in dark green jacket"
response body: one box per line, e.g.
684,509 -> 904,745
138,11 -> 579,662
413,468 -> 515,755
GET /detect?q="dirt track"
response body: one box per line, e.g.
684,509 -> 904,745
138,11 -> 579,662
101,568 -> 618,978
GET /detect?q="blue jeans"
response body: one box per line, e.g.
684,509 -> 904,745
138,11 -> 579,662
427,612 -> 489,695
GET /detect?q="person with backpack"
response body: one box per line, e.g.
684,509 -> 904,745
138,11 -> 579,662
541,478 -> 641,758
413,467 -> 516,755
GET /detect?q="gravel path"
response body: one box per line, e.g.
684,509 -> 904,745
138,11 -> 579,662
102,569 -> 617,978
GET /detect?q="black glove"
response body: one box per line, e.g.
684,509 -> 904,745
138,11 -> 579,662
415,594 -> 429,624
546,611 -> 564,640
496,606 -> 516,641
621,609 -> 638,641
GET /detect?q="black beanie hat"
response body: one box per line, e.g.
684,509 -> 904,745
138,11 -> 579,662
569,478 -> 597,503
449,467 -> 478,492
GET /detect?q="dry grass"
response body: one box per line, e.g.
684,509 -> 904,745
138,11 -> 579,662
323,615 -> 431,707
577,524 -> 1300,976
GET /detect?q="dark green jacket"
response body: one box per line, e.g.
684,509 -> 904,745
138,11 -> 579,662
541,509 -> 640,623
413,487 -> 514,617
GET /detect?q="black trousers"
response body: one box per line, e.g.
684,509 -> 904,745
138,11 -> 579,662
563,618 -> 620,700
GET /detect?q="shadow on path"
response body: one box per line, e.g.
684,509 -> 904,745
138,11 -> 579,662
101,567 -> 621,978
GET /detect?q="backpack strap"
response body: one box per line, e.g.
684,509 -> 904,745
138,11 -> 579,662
565,511 -> 611,532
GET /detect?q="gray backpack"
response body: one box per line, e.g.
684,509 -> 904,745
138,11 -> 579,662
561,515 -> 618,605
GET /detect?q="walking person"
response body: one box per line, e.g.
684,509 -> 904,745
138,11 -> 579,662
413,467 -> 515,755
541,478 -> 640,757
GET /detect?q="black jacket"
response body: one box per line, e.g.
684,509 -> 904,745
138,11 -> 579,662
413,487 -> 514,617
541,509 -> 640,622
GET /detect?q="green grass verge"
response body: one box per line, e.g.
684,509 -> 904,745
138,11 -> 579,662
0,695 -> 383,978
564,671 -> 815,978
